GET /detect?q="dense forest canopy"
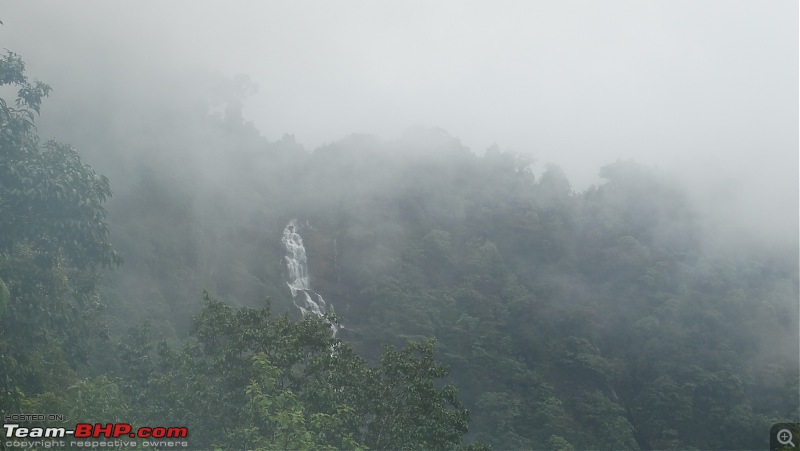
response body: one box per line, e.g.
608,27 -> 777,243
1,3 -> 798,449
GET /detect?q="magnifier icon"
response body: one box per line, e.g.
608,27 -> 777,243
777,429 -> 795,447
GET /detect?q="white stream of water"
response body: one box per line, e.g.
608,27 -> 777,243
282,219 -> 338,335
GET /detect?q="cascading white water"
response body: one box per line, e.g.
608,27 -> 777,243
282,219 -> 338,335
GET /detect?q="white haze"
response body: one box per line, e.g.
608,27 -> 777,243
1,0 -> 797,245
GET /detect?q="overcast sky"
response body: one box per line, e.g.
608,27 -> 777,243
2,1 -> 798,239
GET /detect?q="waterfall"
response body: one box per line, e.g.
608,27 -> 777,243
282,219 -> 338,335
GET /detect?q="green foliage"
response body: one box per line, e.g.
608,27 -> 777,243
364,339 -> 469,449
65,377 -> 129,423
546,434 -> 575,451
117,293 -> 473,449
3,46 -> 793,450
0,51 -> 118,268
237,353 -> 365,450
90,127 -> 796,449
0,50 -> 119,420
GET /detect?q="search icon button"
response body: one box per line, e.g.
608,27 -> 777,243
772,424 -> 800,450
778,429 -> 796,447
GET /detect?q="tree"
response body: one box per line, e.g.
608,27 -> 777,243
118,293 -> 474,449
0,50 -> 120,414
0,50 -> 119,269
362,339 -> 470,450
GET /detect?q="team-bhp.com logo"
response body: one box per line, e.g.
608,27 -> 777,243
5,423 -> 187,439
4,422 -> 189,448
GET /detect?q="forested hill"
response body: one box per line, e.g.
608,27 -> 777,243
2,53 -> 798,450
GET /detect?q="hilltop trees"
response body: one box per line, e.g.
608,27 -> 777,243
0,53 -> 480,449
1,45 -> 796,450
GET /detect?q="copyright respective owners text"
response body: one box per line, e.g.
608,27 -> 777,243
3,414 -> 189,449
772,423 -> 800,450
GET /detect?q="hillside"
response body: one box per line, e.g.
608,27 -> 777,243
1,50 -> 797,449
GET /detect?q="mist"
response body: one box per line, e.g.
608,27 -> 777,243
1,1 -> 796,247
0,2 -> 797,449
